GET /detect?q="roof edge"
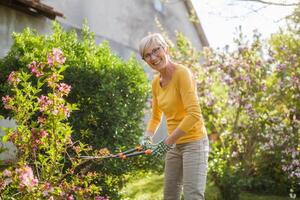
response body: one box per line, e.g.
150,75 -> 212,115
183,0 -> 209,47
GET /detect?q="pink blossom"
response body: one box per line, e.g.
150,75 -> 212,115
2,95 -> 13,110
40,129 -> 48,138
58,83 -> 71,96
28,61 -> 44,77
48,48 -> 66,66
67,194 -> 74,200
16,165 -> 38,190
261,83 -> 267,91
7,71 -> 20,86
38,95 -> 52,112
47,56 -> 54,66
2,95 -> 10,104
53,48 -> 66,64
3,169 -> 12,177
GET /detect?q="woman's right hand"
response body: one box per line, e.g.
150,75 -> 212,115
139,135 -> 153,149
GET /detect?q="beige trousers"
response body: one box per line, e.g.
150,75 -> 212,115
163,137 -> 209,200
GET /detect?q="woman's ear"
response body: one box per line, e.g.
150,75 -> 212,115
164,45 -> 170,54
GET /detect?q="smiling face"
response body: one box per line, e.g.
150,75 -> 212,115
143,44 -> 169,71
139,33 -> 170,72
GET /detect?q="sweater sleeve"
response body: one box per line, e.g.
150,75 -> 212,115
146,79 -> 163,133
177,68 -> 202,133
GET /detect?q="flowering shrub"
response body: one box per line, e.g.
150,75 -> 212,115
0,22 -> 152,199
160,28 -> 299,198
268,26 -> 300,197
0,49 -> 109,199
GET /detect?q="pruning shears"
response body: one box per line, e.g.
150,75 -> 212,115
79,145 -> 153,160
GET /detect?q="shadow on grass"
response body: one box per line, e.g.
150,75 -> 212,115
121,173 -> 299,200
121,173 -> 163,200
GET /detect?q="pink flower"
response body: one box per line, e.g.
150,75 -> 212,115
40,129 -> 48,138
7,71 -> 20,86
2,95 -> 11,104
47,56 -> 54,66
3,169 -> 12,177
67,194 -> 74,200
2,95 -> 13,110
28,61 -> 44,77
48,48 -> 66,66
261,83 -> 267,92
53,48 -> 66,64
58,83 -> 71,96
38,95 -> 52,112
16,165 -> 38,190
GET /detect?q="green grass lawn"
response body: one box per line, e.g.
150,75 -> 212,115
121,173 -> 298,200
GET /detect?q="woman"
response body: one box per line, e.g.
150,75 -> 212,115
139,33 -> 209,200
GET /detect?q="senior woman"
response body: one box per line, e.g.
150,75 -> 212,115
139,33 -> 209,200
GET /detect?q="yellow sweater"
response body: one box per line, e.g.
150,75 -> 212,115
147,65 -> 207,144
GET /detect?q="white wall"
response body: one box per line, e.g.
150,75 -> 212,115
42,0 -> 203,52
0,5 -> 52,57
0,0 -> 205,152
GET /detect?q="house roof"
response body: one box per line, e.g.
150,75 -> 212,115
0,0 -> 64,19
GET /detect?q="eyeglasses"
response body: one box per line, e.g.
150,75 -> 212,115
143,46 -> 162,61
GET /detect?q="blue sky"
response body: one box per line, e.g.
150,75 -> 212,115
191,0 -> 297,49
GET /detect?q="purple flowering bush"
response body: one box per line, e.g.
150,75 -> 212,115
0,49 -> 109,199
201,32 -> 299,198
161,29 -> 299,199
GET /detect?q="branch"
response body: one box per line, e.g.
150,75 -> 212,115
238,0 -> 300,6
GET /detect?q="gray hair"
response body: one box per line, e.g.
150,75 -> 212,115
138,33 -> 169,59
